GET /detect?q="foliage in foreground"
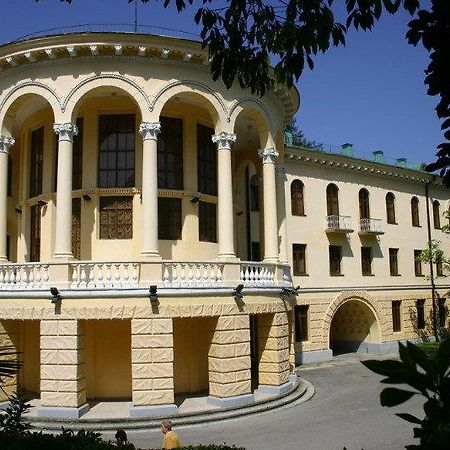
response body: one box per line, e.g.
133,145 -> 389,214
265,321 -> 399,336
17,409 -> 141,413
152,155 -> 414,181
0,396 -> 245,450
362,339 -> 450,449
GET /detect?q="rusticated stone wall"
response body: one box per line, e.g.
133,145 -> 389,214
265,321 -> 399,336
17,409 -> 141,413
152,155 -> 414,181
40,319 -> 86,408
131,318 -> 174,406
258,312 -> 290,386
0,320 -> 19,401
208,315 -> 252,398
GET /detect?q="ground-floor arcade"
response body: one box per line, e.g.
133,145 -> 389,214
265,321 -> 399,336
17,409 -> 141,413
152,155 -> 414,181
0,295 -> 297,418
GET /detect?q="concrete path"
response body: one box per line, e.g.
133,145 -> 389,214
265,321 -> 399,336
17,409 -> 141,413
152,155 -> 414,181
111,354 -> 423,450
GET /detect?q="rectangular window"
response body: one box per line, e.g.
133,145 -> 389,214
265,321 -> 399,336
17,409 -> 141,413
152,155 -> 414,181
361,246 -> 372,276
414,250 -> 423,276
158,117 -> 183,190
98,114 -> 135,188
392,300 -> 401,332
250,242 -> 260,262
438,298 -> 447,328
30,205 -> 41,262
199,201 -> 217,243
197,124 -> 217,196
416,299 -> 425,330
389,248 -> 399,276
294,305 -> 309,342
30,127 -> 44,198
436,256 -> 444,277
99,196 -> 133,240
329,245 -> 342,276
293,244 -> 307,276
158,197 -> 182,240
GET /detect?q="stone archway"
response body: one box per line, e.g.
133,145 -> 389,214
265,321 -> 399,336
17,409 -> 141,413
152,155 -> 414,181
329,299 -> 381,355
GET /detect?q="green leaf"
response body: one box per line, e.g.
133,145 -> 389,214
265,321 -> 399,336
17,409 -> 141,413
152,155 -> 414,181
406,341 -> 437,378
380,387 -> 416,407
396,413 -> 422,424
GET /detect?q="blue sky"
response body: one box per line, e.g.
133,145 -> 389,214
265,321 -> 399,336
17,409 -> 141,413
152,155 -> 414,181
0,0 -> 441,166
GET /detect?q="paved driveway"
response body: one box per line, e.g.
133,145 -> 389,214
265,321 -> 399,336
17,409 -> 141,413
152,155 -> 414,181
116,357 -> 423,450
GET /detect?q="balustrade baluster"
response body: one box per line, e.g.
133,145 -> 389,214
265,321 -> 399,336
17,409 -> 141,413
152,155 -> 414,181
97,264 -> 104,288
163,264 -> 170,287
80,264 -> 87,288
71,265 -> 78,288
114,264 -> 121,287
88,264 -> 95,288
123,263 -> 130,287
131,263 -> 139,286
105,264 -> 113,288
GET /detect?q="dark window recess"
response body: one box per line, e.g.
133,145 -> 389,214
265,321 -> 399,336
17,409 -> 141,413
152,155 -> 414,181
411,197 -> 420,227
361,246 -> 372,276
359,188 -> 370,219
72,198 -> 81,259
295,305 -> 309,342
293,244 -> 307,276
433,200 -> 441,229
250,242 -> 260,262
389,248 -> 399,276
7,155 -> 12,197
199,201 -> 217,243
158,197 -> 182,240
98,114 -> 135,188
250,175 -> 260,212
30,205 -> 41,262
99,196 -> 133,240
436,256 -> 444,277
438,298 -> 447,328
72,118 -> 84,190
30,127 -> 44,198
386,193 -> 396,224
158,117 -> 183,190
6,235 -> 10,261
392,300 -> 401,332
291,180 -> 305,216
197,124 -> 216,196
416,299 -> 425,330
414,250 -> 423,276
326,184 -> 339,216
329,245 -> 342,276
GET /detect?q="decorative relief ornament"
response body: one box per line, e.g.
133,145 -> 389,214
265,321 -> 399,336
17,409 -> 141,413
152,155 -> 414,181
0,136 -> 15,154
139,122 -> 161,141
53,123 -> 79,142
258,147 -> 279,164
212,131 -> 237,150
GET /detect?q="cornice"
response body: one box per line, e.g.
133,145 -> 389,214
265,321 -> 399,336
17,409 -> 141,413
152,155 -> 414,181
284,148 -> 438,185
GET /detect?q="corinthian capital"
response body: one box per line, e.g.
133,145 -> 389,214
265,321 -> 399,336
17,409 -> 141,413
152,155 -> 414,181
212,131 -> 236,150
258,147 -> 279,164
139,122 -> 161,141
0,136 -> 15,154
54,123 -> 79,142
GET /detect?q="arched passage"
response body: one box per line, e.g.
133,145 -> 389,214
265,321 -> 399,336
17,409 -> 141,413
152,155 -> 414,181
329,299 -> 381,355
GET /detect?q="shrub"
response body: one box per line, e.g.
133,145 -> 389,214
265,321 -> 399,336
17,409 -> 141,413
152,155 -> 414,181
417,342 -> 440,361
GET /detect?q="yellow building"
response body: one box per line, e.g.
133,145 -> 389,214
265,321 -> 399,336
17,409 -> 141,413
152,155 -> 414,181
0,30 -> 448,418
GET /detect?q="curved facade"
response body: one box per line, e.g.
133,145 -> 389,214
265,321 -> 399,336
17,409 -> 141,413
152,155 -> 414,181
0,31 -> 448,418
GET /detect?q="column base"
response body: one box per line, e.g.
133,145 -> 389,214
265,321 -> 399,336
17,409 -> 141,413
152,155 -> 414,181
140,252 -> 162,260
255,376 -> 297,396
207,393 -> 254,408
37,403 -> 89,419
217,253 -> 238,260
129,403 -> 178,418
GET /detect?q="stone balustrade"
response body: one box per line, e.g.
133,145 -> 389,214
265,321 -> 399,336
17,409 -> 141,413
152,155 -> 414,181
0,260 -> 292,292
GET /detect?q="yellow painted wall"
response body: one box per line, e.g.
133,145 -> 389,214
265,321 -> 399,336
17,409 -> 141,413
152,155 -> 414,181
84,319 -> 132,399
173,317 -> 214,394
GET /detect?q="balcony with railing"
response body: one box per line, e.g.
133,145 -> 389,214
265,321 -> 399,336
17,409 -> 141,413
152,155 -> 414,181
325,215 -> 354,233
0,260 -> 292,294
358,218 -> 384,235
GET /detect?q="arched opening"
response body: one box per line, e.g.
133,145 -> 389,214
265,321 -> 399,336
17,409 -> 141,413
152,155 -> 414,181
411,196 -> 420,227
326,183 -> 339,216
386,192 -> 396,224
358,188 -> 370,219
291,180 -> 305,216
433,200 -> 441,229
329,299 -> 381,355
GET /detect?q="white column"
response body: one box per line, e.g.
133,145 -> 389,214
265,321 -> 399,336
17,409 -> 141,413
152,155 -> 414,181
54,123 -> 78,259
212,131 -> 236,259
276,165 -> 289,264
258,148 -> 279,262
139,122 -> 161,259
0,136 -> 15,261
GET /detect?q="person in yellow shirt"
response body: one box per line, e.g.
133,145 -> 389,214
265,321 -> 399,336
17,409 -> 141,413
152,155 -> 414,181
161,419 -> 182,449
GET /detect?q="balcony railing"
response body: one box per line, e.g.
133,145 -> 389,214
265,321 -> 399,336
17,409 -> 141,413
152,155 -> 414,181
359,218 -> 384,235
0,260 -> 292,292
325,215 -> 353,233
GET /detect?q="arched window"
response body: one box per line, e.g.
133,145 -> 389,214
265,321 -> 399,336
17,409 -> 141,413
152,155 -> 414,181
326,184 -> 339,216
386,192 -> 396,224
291,180 -> 305,216
411,197 -> 420,227
359,188 -> 370,219
433,200 -> 441,229
250,174 -> 259,211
